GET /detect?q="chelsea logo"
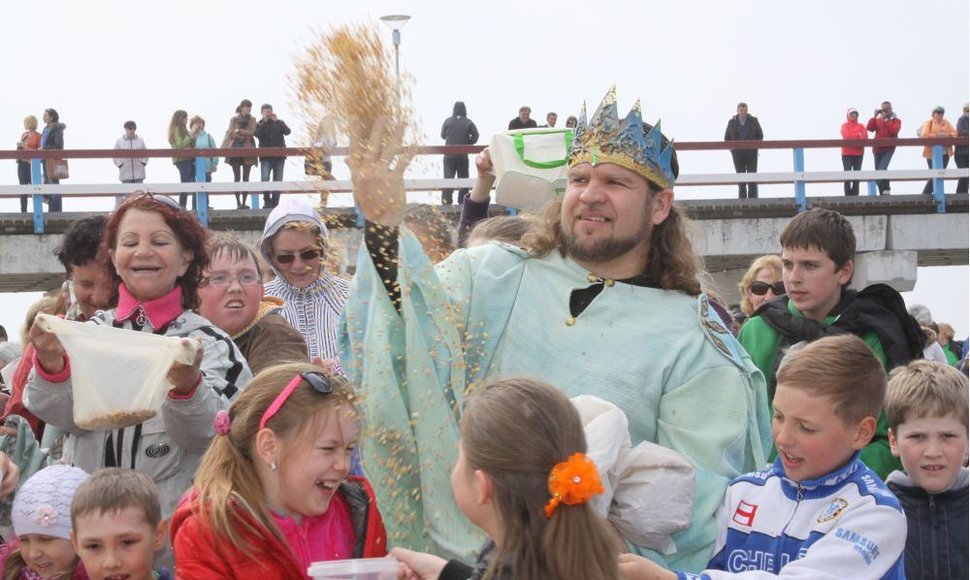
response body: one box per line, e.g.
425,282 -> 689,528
817,497 -> 848,523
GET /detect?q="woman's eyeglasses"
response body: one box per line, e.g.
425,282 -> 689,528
200,272 -> 261,288
750,281 -> 786,296
275,249 -> 322,264
259,371 -> 333,430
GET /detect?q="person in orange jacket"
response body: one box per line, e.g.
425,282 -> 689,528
919,105 -> 959,194
840,107 -> 868,196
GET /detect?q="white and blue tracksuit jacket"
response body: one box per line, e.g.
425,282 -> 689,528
679,454 -> 906,579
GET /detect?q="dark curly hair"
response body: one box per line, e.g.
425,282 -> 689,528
98,193 -> 209,310
55,215 -> 107,273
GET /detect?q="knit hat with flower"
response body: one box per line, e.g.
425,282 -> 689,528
12,464 -> 89,540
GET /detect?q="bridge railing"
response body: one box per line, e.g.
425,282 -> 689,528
0,138 -> 966,232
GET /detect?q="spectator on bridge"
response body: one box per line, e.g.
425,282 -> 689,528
440,101 -> 479,205
724,102 -> 764,199
254,103 -> 291,209
565,115 -> 578,129
259,196 -> 348,364
867,101 -> 901,195
507,105 -> 538,130
738,208 -> 925,480
544,111 -> 558,127
40,108 -> 66,212
957,102 -> 969,194
113,120 -> 148,206
189,115 -> 219,183
16,115 -> 41,213
168,110 -> 196,209
305,118 -> 338,208
736,254 -> 784,327
198,232 -> 307,375
26,192 -> 253,526
342,89 -> 770,572
919,106 -> 959,195
222,99 -> 258,209
840,108 -> 868,196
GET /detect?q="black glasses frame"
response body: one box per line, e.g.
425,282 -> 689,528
302,371 -> 333,395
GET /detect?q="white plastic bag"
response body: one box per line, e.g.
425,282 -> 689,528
489,128 -> 572,212
34,314 -> 199,431
572,395 -> 695,555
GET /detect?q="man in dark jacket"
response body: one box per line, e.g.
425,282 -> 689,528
507,106 -> 538,130
254,104 -> 291,209
724,102 -> 764,199
41,108 -> 66,212
440,101 -> 480,205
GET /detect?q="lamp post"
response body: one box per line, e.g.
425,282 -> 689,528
380,14 -> 411,100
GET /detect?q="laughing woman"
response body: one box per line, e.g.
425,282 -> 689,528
26,193 -> 253,523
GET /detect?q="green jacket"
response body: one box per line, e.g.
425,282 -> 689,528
739,298 -> 901,479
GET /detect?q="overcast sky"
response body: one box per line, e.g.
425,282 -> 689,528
1,0 -> 967,339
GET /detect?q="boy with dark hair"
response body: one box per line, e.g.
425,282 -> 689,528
885,360 -> 968,580
71,468 -> 170,580
620,335 -> 907,579
55,215 -> 113,322
739,208 -> 923,479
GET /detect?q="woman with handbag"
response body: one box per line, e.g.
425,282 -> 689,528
41,108 -> 66,212
222,99 -> 258,209
16,115 -> 41,213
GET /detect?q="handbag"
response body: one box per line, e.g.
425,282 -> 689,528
489,128 -> 572,211
46,158 -> 69,180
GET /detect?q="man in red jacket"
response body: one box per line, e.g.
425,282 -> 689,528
867,101 -> 902,195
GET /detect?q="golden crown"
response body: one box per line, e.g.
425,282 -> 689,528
568,86 -> 676,190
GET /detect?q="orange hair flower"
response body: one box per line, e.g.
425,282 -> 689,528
544,453 -> 604,518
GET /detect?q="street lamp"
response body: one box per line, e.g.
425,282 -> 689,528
379,14 -> 411,91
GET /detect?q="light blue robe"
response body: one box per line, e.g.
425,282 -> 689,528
340,229 -> 771,573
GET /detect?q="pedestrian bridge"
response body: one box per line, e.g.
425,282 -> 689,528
0,193 -> 965,303
1,138 -> 966,302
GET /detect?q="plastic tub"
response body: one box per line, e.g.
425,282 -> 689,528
307,558 -> 399,579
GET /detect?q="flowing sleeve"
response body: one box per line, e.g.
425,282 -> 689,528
339,228 -> 483,561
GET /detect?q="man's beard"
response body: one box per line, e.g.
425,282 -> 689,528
561,220 -> 651,264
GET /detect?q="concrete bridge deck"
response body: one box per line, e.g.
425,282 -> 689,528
1,194 -> 966,298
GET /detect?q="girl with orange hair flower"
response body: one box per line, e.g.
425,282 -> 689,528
391,377 -> 618,580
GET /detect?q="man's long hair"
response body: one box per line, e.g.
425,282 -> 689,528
521,193 -> 702,296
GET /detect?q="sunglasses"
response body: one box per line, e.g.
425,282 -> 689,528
274,249 -> 322,264
259,371 -> 333,430
750,281 -> 786,296
121,191 -> 183,212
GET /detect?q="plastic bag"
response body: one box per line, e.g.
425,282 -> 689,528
489,128 -> 572,211
34,314 -> 199,431
572,395 -> 695,555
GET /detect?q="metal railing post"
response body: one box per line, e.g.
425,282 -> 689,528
31,158 -> 44,234
931,144 -> 946,213
793,147 -> 807,212
195,157 -> 208,226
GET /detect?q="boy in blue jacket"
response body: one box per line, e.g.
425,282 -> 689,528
885,360 -> 969,580
619,335 -> 906,579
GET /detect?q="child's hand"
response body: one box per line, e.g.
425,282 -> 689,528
0,452 -> 20,498
618,553 -> 677,580
389,547 -> 447,580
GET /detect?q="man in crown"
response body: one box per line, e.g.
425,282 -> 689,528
341,88 -> 770,573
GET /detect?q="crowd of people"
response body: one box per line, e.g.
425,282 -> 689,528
0,87 -> 965,580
